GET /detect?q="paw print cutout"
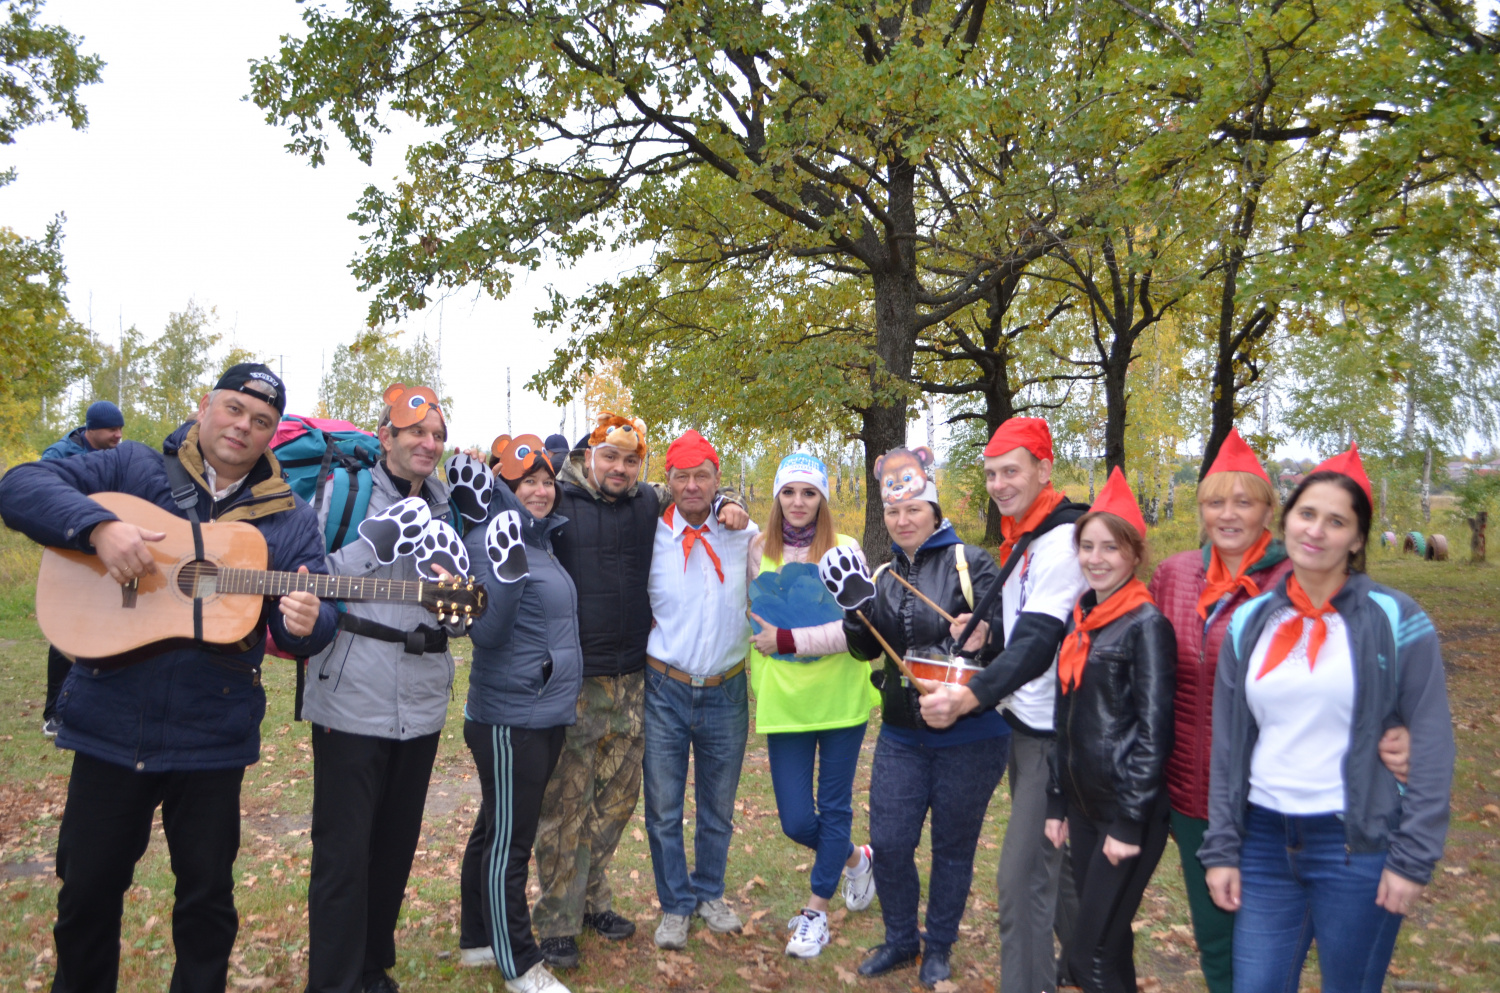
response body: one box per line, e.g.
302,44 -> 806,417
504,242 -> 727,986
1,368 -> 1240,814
818,545 -> 875,610
357,497 -> 432,565
484,510 -> 530,584
445,452 -> 494,524
415,519 -> 470,581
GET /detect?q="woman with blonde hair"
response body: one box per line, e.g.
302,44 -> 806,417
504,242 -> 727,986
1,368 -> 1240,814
745,453 -> 879,959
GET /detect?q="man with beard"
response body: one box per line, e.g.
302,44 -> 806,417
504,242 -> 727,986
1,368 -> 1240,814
528,414 -> 747,971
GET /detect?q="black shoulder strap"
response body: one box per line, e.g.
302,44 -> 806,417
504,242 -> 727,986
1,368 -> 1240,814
955,500 -> 1088,655
162,453 -> 206,641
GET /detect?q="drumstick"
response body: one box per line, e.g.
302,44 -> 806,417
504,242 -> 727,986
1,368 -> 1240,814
854,609 -> 933,696
880,570 -> 958,625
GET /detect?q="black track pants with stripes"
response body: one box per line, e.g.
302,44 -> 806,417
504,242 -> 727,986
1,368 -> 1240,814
459,720 -> 566,980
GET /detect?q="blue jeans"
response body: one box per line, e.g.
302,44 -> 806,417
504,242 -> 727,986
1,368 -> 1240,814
766,723 -> 867,900
868,729 -> 1008,950
1233,804 -> 1405,993
643,666 -> 750,916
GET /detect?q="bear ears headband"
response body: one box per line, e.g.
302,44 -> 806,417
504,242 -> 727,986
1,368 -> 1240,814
588,412 -> 648,457
383,383 -> 444,430
491,433 -> 559,482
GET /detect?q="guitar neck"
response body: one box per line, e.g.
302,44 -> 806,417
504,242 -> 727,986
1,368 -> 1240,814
215,568 -> 424,604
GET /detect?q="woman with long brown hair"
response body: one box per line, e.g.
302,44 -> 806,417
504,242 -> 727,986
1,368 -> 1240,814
745,453 -> 879,958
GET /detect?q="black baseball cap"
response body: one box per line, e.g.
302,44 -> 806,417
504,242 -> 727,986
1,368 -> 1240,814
214,363 -> 287,415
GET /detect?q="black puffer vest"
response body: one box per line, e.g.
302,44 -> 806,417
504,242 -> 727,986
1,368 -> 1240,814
551,470 -> 660,678
843,524 -> 1001,730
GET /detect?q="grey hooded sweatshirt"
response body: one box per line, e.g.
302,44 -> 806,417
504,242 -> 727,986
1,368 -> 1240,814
301,462 -> 456,740
461,479 -> 583,729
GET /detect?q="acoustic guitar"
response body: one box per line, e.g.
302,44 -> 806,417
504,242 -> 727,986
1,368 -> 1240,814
36,492 -> 487,667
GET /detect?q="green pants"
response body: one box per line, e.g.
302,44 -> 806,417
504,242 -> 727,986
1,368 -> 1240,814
1170,810 -> 1234,993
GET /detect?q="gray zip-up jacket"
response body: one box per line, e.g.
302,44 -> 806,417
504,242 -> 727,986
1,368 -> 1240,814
461,481 -> 583,729
301,462 -> 455,739
1199,571 -> 1454,885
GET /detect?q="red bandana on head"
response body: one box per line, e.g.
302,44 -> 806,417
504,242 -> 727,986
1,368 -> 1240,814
983,417 -> 1055,461
664,429 -> 720,473
987,418 -> 1062,564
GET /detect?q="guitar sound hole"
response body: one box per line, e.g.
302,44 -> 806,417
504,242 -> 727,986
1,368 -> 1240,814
177,560 -> 220,599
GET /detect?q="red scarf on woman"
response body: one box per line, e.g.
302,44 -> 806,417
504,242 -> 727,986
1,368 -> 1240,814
998,485 -> 1066,564
1196,529 -> 1274,620
1255,574 -> 1342,680
1057,578 -> 1155,693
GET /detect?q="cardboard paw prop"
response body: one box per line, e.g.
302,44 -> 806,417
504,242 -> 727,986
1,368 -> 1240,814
358,497 -> 432,565
415,519 -> 470,581
818,546 -> 875,610
445,452 -> 494,524
484,510 -> 530,584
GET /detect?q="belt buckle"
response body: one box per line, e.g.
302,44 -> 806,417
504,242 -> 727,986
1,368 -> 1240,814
690,675 -> 706,687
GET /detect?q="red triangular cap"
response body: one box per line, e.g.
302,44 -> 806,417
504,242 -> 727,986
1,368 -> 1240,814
1090,466 -> 1148,540
1312,443 -> 1373,502
1205,428 -> 1271,483
983,417 -> 1055,461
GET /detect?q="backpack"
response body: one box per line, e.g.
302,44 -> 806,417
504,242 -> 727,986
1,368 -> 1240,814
271,415 -> 384,553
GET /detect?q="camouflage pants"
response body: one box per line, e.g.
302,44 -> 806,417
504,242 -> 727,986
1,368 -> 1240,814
531,671 -> 646,939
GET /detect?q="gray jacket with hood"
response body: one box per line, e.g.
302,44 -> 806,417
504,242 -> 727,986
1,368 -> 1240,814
461,478 -> 583,729
301,462 -> 455,740
1199,570 -> 1454,885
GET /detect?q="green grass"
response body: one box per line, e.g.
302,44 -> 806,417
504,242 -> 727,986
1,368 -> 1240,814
0,524 -> 1495,991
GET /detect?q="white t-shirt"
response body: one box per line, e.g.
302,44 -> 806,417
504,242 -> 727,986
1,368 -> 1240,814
646,507 -> 760,678
1245,606 -> 1355,814
998,523 -> 1088,731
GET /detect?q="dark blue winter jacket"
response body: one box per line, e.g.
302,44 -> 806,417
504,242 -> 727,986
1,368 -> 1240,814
41,426 -> 96,461
0,421 -> 339,771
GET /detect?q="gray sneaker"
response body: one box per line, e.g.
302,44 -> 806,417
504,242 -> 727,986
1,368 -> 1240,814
695,898 -> 743,934
654,913 -> 691,950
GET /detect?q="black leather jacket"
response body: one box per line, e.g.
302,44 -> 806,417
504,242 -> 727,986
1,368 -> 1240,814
1045,595 -> 1177,843
843,525 -> 1000,731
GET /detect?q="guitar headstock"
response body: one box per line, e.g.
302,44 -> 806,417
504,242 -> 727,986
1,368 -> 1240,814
419,576 -> 489,627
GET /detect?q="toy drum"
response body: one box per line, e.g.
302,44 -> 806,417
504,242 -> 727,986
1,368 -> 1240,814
903,649 -> 985,686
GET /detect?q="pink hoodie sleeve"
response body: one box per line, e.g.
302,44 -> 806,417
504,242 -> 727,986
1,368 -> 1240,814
792,620 -> 849,657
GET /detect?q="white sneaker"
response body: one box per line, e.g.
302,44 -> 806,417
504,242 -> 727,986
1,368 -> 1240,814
695,897 -> 743,933
459,945 -> 495,968
655,912 -> 691,949
841,844 -> 876,911
784,908 -> 830,958
505,960 -> 570,993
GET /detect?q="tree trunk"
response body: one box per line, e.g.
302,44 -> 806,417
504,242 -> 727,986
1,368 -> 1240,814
861,260 -> 921,564
1101,342 -> 1130,473
1470,511 -> 1488,563
1422,446 -> 1432,523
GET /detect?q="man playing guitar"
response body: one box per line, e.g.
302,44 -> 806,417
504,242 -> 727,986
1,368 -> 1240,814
0,364 -> 338,993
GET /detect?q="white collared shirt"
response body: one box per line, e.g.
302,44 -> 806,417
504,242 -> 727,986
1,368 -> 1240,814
647,506 -> 760,677
202,462 -> 248,503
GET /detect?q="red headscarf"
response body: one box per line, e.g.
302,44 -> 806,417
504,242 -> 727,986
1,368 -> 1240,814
984,417 -> 1055,461
664,430 -> 720,473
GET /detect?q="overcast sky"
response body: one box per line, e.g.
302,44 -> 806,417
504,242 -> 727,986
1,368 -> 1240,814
6,1 -> 622,449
